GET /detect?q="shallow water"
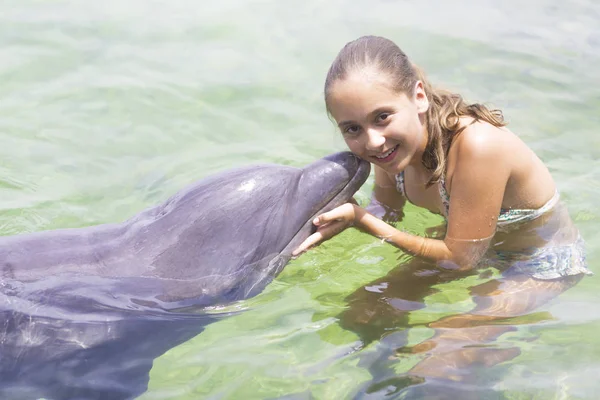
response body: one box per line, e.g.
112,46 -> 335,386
1,0 -> 599,399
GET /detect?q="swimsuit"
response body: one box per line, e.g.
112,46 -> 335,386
395,171 -> 559,225
395,171 -> 592,280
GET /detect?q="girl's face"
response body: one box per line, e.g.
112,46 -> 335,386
326,71 -> 429,175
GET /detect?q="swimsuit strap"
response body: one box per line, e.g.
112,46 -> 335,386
497,190 -> 560,225
438,175 -> 451,217
398,171 -> 451,217
440,174 -> 559,225
395,171 -> 407,197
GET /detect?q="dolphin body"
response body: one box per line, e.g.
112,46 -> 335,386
0,152 -> 370,400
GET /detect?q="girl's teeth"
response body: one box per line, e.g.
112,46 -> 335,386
376,146 -> 395,159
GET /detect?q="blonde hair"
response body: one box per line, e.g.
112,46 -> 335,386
324,35 -> 506,187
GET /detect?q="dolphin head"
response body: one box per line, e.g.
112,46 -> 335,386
143,152 -> 370,306
281,152 -> 372,255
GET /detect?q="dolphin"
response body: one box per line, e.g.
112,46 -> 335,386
0,151 -> 370,400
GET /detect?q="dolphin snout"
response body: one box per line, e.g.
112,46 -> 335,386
323,151 -> 362,173
325,152 -> 371,187
299,152 -> 370,211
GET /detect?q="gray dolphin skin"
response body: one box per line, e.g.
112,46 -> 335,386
0,151 -> 370,400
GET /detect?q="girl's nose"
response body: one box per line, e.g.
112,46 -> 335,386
365,128 -> 385,151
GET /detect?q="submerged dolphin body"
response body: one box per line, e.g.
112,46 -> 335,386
0,152 -> 370,400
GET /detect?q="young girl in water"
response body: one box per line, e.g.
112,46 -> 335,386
295,34 -> 589,279
293,35 -> 591,381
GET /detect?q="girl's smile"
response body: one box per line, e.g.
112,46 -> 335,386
373,144 -> 399,163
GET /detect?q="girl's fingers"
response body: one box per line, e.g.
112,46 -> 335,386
292,220 -> 349,256
313,210 -> 334,226
293,203 -> 358,256
292,231 -> 324,256
313,203 -> 353,226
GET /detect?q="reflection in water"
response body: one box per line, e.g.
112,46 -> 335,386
340,201 -> 588,398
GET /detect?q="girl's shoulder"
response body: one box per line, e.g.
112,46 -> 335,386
445,118 -> 527,190
451,117 -> 523,159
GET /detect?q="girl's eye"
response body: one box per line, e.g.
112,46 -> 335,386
343,125 -> 361,135
376,113 -> 390,123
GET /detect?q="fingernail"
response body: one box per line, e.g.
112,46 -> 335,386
313,217 -> 319,224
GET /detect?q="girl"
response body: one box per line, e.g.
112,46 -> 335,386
294,34 -> 589,280
293,35 -> 591,381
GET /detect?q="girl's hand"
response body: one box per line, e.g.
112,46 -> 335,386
292,203 -> 359,256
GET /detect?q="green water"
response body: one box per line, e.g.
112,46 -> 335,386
2,0 -> 599,398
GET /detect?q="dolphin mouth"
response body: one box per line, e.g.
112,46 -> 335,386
281,155 -> 371,259
317,156 -> 371,217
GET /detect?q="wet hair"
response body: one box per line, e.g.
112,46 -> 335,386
324,35 -> 506,187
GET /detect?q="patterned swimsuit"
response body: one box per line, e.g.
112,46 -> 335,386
395,171 -> 591,280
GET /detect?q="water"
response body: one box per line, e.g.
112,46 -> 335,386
1,0 -> 599,398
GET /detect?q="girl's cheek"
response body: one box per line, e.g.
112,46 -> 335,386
345,138 -> 363,154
